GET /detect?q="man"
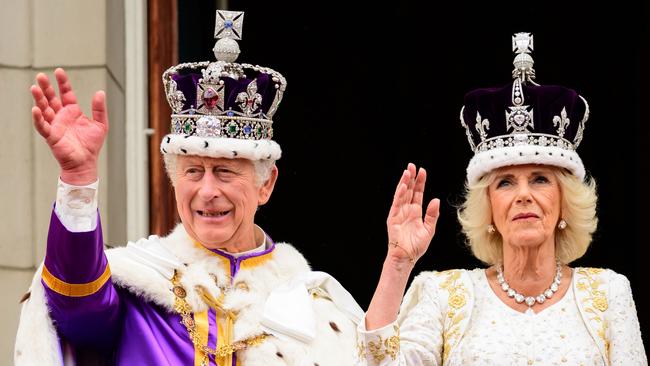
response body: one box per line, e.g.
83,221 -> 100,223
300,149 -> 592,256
16,10 -> 361,365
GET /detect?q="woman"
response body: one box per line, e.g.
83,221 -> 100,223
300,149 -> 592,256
356,33 -> 647,365
15,10 -> 362,366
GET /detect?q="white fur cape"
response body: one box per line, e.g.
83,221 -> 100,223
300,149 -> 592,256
15,225 -> 362,365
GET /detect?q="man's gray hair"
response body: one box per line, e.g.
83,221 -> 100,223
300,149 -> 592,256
163,154 -> 275,187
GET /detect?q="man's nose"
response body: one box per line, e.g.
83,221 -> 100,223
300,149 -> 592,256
197,173 -> 221,201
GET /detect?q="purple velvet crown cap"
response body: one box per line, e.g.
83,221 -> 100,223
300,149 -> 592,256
460,33 -> 590,185
160,10 -> 286,162
170,68 -> 280,117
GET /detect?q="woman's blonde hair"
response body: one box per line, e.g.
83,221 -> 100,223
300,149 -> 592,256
457,166 -> 598,265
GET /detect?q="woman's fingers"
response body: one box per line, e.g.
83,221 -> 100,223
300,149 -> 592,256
389,164 -> 432,220
36,73 -> 63,112
388,174 -> 408,219
55,68 -> 78,107
404,164 -> 416,203
423,198 -> 441,235
32,106 -> 51,139
406,164 -> 416,190
412,167 -> 427,207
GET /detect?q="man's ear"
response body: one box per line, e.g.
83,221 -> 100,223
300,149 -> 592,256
257,165 -> 278,205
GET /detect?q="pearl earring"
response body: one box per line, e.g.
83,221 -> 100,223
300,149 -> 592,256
487,224 -> 496,234
558,219 -> 567,230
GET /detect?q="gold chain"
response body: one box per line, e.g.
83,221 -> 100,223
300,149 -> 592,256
171,270 -> 269,361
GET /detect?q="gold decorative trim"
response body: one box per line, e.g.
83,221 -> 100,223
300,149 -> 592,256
437,270 -> 469,362
367,325 -> 400,362
171,270 -> 268,364
192,240 -> 274,270
240,252 -> 274,269
576,268 -> 610,359
193,310 -> 209,366
41,264 -> 111,297
357,339 -> 367,359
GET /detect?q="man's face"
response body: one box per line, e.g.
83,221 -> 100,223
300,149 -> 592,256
174,156 -> 276,250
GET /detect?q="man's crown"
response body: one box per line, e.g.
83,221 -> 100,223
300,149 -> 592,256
161,10 -> 286,161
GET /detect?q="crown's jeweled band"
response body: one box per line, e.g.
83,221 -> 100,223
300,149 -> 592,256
171,114 -> 273,140
476,133 -> 575,153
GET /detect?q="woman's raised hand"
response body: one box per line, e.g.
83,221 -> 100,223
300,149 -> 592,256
386,163 -> 440,265
31,68 -> 109,185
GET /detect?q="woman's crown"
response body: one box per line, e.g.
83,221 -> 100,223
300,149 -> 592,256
460,33 -> 590,184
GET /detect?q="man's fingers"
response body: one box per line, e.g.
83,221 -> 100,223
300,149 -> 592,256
55,68 -> 78,107
91,90 -> 108,127
31,85 -> 57,123
32,106 -> 51,138
31,85 -> 49,112
36,73 -> 63,112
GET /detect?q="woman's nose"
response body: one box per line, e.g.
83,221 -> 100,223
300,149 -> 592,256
515,182 -> 533,204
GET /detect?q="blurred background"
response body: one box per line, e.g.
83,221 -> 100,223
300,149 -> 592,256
1,0 -> 648,362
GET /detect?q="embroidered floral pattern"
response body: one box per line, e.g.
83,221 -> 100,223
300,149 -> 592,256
593,297 -> 609,312
576,268 -> 610,358
356,268 -> 645,365
448,293 -> 466,309
357,339 -> 366,358
367,325 -> 400,362
437,270 -> 469,362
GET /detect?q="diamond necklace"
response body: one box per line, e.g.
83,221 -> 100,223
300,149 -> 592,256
496,260 -> 562,308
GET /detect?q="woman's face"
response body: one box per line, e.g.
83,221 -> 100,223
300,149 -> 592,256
488,164 -> 562,248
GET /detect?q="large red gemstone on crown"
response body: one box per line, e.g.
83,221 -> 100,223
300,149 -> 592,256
203,88 -> 219,110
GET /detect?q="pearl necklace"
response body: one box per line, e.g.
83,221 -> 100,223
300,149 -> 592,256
496,261 -> 562,308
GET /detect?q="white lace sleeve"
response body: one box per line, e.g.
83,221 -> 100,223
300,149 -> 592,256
54,177 -> 98,232
608,272 -> 648,365
356,272 -> 444,366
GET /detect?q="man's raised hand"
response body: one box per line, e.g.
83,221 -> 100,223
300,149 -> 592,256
31,68 -> 108,185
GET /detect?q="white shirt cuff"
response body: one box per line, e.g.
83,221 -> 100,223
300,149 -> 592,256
55,178 -> 99,232
357,314 -> 398,335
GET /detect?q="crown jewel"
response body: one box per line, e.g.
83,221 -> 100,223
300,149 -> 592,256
511,32 -> 537,83
213,10 -> 243,62
160,10 -> 286,161
460,33 -> 590,184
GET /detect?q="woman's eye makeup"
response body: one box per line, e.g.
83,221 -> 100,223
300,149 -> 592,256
532,174 -> 550,184
496,178 -> 512,188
